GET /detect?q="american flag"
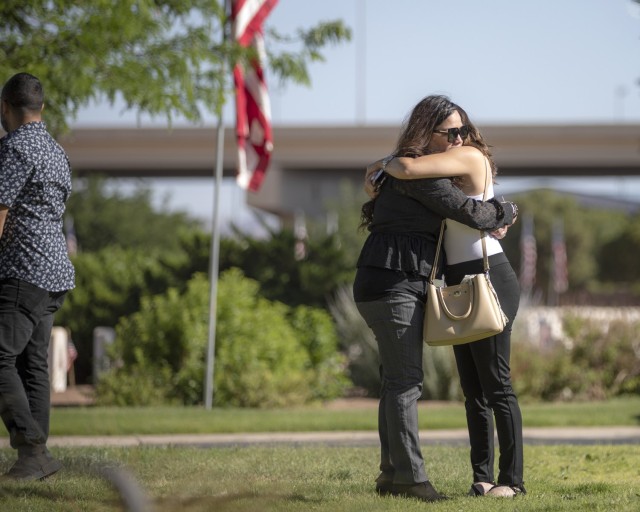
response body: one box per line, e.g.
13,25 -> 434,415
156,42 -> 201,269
231,0 -> 278,192
551,219 -> 569,293
519,213 -> 537,295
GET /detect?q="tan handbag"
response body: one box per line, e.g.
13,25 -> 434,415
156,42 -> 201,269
423,161 -> 509,347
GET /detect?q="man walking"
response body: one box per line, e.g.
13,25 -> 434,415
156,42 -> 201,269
0,72 -> 75,480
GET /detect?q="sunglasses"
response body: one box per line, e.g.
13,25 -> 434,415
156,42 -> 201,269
433,125 -> 470,142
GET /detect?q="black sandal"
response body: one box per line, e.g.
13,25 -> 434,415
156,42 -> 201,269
468,482 -> 495,496
486,484 -> 527,497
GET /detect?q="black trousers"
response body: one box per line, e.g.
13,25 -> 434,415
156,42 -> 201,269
0,278 -> 66,449
446,257 -> 524,487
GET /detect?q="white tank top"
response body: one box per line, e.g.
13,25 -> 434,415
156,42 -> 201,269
443,178 -> 504,265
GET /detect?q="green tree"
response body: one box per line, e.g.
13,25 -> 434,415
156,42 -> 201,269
0,1 -> 351,134
500,190 -> 628,302
59,182 -> 359,385
221,226 -> 353,308
317,180 -> 370,271
598,212 -> 640,291
58,177 -> 213,385
65,176 -> 201,253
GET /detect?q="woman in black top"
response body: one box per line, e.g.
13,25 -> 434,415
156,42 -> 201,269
353,95 -> 517,502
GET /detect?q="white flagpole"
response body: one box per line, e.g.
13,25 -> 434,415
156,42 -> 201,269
204,0 -> 230,410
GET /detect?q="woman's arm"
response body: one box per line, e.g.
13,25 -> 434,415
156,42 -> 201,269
386,146 -> 483,179
364,147 -> 485,198
364,147 -> 482,184
391,177 -> 517,230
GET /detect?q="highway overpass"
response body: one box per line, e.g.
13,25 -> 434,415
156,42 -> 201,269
59,124 -> 640,220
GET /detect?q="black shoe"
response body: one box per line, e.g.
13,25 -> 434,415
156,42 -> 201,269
374,472 -> 394,496
391,481 -> 448,502
5,448 -> 62,481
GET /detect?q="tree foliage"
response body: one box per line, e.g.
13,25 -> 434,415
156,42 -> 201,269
598,212 -> 640,285
65,177 -> 201,253
56,246 -> 168,382
499,189 -> 629,302
220,225 -> 354,308
315,180 -> 370,272
57,178 -> 359,384
0,1 -> 350,134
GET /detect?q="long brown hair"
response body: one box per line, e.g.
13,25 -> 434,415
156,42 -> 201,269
360,95 -> 497,229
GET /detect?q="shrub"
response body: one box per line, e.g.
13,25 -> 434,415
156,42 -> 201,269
511,315 -> 640,401
96,366 -> 174,406
96,269 -> 348,407
96,273 -> 210,405
422,345 -> 461,401
57,247 -> 166,383
289,305 -> 350,400
561,316 -> 640,399
329,286 -> 381,396
214,268 -> 314,407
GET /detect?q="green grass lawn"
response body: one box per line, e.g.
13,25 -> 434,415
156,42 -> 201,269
0,397 -> 638,510
30,395 -> 640,436
0,444 -> 638,511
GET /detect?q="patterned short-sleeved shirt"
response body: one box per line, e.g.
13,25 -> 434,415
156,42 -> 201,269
0,122 -> 75,291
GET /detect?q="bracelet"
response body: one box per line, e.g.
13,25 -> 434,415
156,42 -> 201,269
381,154 -> 395,171
510,202 -> 519,219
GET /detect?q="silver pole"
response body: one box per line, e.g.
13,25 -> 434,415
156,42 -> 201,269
205,0 -> 230,410
355,0 -> 366,124
204,115 -> 224,410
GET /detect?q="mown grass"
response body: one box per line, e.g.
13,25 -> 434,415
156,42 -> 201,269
0,398 -> 638,510
0,444 -> 638,511
25,395 -> 640,436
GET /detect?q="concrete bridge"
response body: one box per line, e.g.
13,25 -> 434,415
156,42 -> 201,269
59,124 -> 640,221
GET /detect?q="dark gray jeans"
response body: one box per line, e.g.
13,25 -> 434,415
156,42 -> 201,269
356,289 -> 429,485
0,278 -> 66,450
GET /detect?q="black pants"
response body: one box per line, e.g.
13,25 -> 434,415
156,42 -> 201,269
446,257 -> 524,487
0,278 -> 66,449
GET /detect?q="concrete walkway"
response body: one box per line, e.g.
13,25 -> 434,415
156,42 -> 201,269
0,390 -> 625,448
2,427 -> 639,449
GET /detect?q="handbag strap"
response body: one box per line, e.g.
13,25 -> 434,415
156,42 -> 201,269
429,221 -> 446,283
429,157 -> 492,284
479,158 -> 490,273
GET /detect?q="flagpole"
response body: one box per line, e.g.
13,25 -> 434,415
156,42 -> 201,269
355,0 -> 366,124
204,0 -> 230,410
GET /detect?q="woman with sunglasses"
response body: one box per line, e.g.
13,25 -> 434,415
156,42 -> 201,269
354,95 -> 519,502
363,95 -> 526,498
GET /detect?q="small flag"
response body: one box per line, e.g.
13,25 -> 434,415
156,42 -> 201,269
551,220 -> 569,294
232,0 -> 278,192
64,216 -> 78,256
519,213 -> 537,295
294,210 -> 308,261
67,338 -> 78,372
